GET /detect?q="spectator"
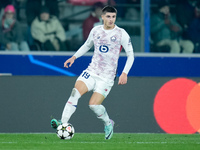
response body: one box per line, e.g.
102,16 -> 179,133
114,0 -> 128,19
125,0 -> 140,21
31,6 -> 66,51
0,5 -> 30,51
185,1 -> 200,53
176,0 -> 197,40
150,1 -> 194,53
82,2 -> 104,41
0,0 -> 12,21
26,0 -> 59,48
124,0 -> 141,36
26,0 -> 59,26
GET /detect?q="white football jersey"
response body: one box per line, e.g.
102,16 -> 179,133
74,25 -> 134,82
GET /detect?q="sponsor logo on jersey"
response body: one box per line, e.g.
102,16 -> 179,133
99,45 -> 109,53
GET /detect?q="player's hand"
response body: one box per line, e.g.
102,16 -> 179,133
64,56 -> 76,68
118,72 -> 127,85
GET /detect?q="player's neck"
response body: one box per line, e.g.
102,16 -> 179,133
103,24 -> 115,30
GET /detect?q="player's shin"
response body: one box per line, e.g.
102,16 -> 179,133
61,88 -> 81,123
89,105 -> 111,126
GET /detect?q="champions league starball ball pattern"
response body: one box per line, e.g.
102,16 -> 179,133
56,123 -> 75,140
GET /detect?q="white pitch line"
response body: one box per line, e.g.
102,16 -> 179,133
0,142 -> 17,143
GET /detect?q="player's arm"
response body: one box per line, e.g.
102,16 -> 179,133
118,30 -> 134,85
64,28 -> 94,68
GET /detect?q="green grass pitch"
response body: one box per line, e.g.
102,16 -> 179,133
0,133 -> 199,150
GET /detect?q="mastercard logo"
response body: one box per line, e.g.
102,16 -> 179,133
153,78 -> 200,134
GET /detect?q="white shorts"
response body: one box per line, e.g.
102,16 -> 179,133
76,70 -> 114,98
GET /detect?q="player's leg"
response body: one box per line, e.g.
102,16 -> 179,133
89,93 -> 111,125
61,80 -> 88,124
89,93 -> 114,140
51,80 -> 88,129
61,70 -> 95,124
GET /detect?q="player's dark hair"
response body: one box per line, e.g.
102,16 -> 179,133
102,5 -> 117,15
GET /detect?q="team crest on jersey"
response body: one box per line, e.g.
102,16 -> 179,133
110,36 -> 117,42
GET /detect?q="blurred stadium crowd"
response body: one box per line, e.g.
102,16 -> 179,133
0,0 -> 200,53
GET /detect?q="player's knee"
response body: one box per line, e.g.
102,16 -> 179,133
67,88 -> 81,106
89,105 -> 96,111
70,88 -> 81,98
89,105 -> 105,114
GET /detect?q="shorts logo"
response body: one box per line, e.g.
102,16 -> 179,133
99,45 -> 109,53
110,36 -> 116,42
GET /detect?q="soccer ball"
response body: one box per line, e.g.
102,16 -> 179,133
56,123 -> 75,140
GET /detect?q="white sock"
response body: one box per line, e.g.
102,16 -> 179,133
89,105 -> 111,126
61,88 -> 81,123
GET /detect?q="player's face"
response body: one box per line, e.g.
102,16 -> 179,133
102,12 -> 116,30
